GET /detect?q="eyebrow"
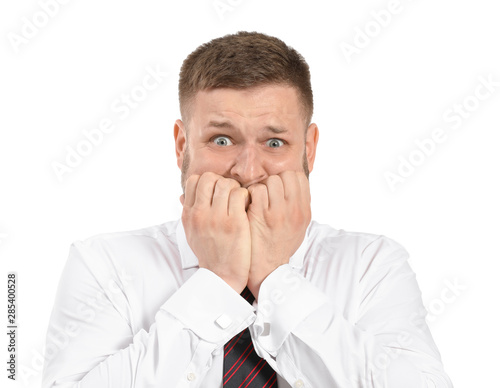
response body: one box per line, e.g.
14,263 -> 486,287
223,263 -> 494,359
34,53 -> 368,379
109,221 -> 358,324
206,120 -> 288,134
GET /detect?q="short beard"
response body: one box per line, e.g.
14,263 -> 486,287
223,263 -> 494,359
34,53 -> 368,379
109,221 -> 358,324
180,146 -> 309,193
302,148 -> 310,178
180,144 -> 191,193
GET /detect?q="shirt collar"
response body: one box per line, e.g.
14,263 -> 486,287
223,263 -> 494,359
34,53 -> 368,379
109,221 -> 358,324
175,219 -> 311,270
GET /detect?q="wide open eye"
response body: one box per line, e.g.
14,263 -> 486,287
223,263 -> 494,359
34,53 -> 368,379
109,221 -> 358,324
266,138 -> 284,148
213,136 -> 233,146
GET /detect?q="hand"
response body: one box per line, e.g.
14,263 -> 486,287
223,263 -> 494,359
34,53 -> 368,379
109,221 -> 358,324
246,171 -> 311,299
181,172 -> 251,293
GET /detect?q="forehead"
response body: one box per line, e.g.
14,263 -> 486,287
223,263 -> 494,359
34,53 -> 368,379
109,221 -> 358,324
189,85 -> 304,126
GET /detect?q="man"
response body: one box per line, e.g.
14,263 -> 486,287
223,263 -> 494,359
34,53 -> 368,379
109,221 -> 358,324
42,32 -> 453,387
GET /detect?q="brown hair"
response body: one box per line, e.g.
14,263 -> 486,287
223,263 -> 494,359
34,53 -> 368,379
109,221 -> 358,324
178,31 -> 313,126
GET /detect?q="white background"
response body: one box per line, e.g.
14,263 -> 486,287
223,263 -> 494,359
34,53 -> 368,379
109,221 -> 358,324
1,0 -> 499,386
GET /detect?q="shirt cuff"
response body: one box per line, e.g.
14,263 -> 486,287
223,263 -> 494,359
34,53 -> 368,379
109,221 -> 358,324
250,264 -> 329,357
161,268 -> 256,344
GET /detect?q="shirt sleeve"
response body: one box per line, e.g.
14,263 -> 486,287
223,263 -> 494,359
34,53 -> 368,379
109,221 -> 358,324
42,242 -> 255,388
249,236 -> 454,388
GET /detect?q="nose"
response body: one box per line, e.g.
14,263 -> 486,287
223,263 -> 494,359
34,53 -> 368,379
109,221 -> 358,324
229,144 -> 267,188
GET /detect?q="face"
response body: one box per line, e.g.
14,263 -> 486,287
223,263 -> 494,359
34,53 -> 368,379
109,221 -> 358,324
174,84 -> 319,191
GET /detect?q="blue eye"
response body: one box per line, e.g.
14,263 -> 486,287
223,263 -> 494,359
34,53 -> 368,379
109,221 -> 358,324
213,136 -> 233,146
266,139 -> 284,148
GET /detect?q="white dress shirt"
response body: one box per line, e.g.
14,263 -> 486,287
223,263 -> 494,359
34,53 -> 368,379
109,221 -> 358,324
42,219 -> 453,387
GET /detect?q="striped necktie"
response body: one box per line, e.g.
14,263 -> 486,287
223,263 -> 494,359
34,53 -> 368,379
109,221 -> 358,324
223,287 -> 278,387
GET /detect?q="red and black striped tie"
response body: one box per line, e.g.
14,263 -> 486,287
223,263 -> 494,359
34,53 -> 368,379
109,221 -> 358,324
223,287 -> 278,387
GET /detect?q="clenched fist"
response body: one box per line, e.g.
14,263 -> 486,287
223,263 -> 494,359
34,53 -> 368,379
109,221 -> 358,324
181,172 -> 251,294
181,171 -> 311,299
246,171 -> 311,299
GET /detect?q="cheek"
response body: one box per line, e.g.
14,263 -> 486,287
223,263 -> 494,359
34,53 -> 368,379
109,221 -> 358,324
189,150 -> 236,175
263,153 -> 304,175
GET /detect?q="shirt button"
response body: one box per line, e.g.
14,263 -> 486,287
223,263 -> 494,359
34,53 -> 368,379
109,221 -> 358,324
187,372 -> 196,381
294,379 -> 304,388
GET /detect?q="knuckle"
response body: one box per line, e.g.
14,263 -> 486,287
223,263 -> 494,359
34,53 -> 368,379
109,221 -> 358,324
185,174 -> 200,187
227,178 -> 241,189
251,183 -> 266,193
214,178 -> 229,191
216,177 -> 236,191
197,172 -> 214,187
274,212 -> 285,225
280,170 -> 294,180
221,218 -> 235,233
230,187 -> 246,199
201,171 -> 220,182
190,210 -> 203,225
187,173 -> 200,183
267,175 -> 281,186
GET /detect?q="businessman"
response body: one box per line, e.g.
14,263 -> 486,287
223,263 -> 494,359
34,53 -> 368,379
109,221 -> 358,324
42,31 -> 453,387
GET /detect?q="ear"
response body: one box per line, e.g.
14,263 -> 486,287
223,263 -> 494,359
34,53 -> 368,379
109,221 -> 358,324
305,123 -> 319,173
173,119 -> 187,170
